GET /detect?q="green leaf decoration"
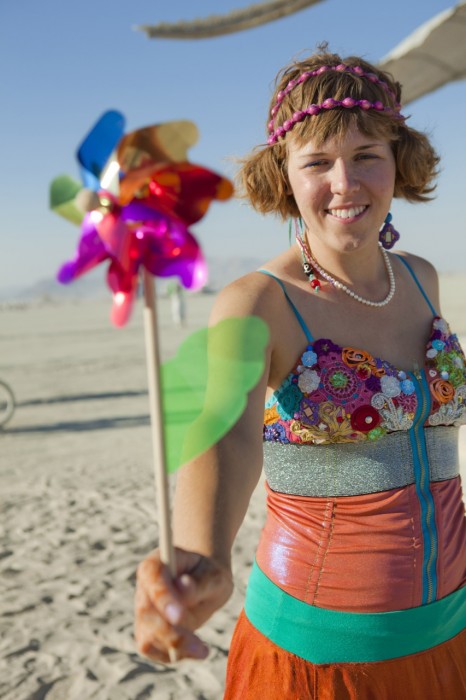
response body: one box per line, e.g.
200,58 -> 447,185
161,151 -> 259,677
50,174 -> 84,225
162,316 -> 269,473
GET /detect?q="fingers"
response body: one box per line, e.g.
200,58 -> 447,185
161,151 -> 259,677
134,549 -> 234,663
135,581 -> 209,662
138,639 -> 209,664
135,549 -> 211,662
137,551 -> 184,622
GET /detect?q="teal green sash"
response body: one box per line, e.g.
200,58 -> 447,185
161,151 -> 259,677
244,561 -> 466,664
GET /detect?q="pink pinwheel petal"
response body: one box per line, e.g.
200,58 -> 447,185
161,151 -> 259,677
121,200 -> 168,228
107,259 -> 135,294
157,250 -> 207,290
96,211 -> 134,272
110,291 -> 134,327
190,250 -> 208,290
57,214 -> 108,283
106,260 -> 138,327
142,228 -> 207,290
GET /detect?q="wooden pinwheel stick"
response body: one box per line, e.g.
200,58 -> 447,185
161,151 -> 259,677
142,269 -> 176,578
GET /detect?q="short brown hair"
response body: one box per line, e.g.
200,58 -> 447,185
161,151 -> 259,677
237,48 -> 440,219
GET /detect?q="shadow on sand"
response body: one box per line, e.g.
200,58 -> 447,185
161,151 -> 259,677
18,390 -> 147,407
2,390 -> 151,434
4,414 -> 150,434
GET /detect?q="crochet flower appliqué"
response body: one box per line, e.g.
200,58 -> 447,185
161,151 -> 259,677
264,320 -> 466,445
427,319 -> 466,427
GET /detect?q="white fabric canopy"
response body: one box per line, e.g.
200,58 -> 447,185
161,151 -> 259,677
137,0 -> 466,104
137,0 -> 324,39
379,1 -> 466,104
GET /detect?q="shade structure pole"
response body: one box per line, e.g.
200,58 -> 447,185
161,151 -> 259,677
142,269 -> 176,577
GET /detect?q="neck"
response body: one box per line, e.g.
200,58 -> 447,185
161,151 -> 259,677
305,235 -> 386,290
295,227 -> 396,309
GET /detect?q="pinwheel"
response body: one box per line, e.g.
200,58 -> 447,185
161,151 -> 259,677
51,110 -> 233,326
50,111 -> 241,575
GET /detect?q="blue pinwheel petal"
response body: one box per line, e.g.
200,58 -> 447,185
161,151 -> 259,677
77,110 -> 125,191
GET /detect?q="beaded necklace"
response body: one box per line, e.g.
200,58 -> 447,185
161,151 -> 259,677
296,231 -> 396,308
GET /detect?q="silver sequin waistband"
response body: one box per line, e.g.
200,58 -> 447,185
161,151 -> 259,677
263,426 -> 460,497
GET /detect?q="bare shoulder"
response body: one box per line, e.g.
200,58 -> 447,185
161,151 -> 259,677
209,269 -> 285,328
395,250 -> 440,309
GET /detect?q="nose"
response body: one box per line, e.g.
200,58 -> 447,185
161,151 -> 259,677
329,159 -> 360,195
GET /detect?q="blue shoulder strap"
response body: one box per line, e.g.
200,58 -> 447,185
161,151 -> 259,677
395,255 -> 438,316
257,269 -> 314,343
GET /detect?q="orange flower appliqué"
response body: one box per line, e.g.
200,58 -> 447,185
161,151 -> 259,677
430,378 -> 455,404
264,406 -> 280,425
342,347 -> 374,368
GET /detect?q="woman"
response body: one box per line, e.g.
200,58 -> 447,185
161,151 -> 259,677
135,47 -> 466,698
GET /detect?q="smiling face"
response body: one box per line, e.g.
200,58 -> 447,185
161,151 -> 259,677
286,125 -> 396,256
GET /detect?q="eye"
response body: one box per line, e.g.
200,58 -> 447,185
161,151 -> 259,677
356,153 -> 378,161
304,159 -> 328,169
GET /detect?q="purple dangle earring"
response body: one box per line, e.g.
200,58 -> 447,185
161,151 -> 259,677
379,212 -> 400,250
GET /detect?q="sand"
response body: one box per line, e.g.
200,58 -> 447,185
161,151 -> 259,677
1,278 -> 465,699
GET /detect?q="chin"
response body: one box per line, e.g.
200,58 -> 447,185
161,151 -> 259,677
332,235 -> 368,255
344,228 -> 378,249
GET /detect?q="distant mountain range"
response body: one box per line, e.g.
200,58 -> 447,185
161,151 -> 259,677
0,257 -> 263,302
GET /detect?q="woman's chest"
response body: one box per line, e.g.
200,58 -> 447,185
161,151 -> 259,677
265,316 -> 466,445
270,299 -> 433,391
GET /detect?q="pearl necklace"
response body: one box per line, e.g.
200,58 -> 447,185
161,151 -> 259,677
296,232 -> 396,308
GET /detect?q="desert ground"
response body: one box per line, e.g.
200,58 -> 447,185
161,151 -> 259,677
1,274 -> 465,699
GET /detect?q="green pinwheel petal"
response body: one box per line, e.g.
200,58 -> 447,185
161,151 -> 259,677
162,316 -> 269,473
50,175 -> 84,225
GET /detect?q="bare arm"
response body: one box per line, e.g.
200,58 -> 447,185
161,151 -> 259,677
135,273 -> 273,662
173,275 -> 272,565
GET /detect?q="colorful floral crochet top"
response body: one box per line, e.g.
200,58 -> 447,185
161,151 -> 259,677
262,266 -> 466,446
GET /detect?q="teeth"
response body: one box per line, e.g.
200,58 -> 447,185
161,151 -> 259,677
329,206 -> 366,219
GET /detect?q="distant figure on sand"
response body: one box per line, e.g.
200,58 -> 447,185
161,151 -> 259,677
167,281 -> 186,327
135,45 -> 466,698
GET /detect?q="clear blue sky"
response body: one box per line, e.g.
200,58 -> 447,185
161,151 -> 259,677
2,0 -> 464,294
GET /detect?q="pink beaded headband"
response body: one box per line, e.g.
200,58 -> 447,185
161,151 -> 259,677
267,64 -> 404,146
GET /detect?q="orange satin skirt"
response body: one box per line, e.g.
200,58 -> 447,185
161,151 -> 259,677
224,609 -> 466,699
